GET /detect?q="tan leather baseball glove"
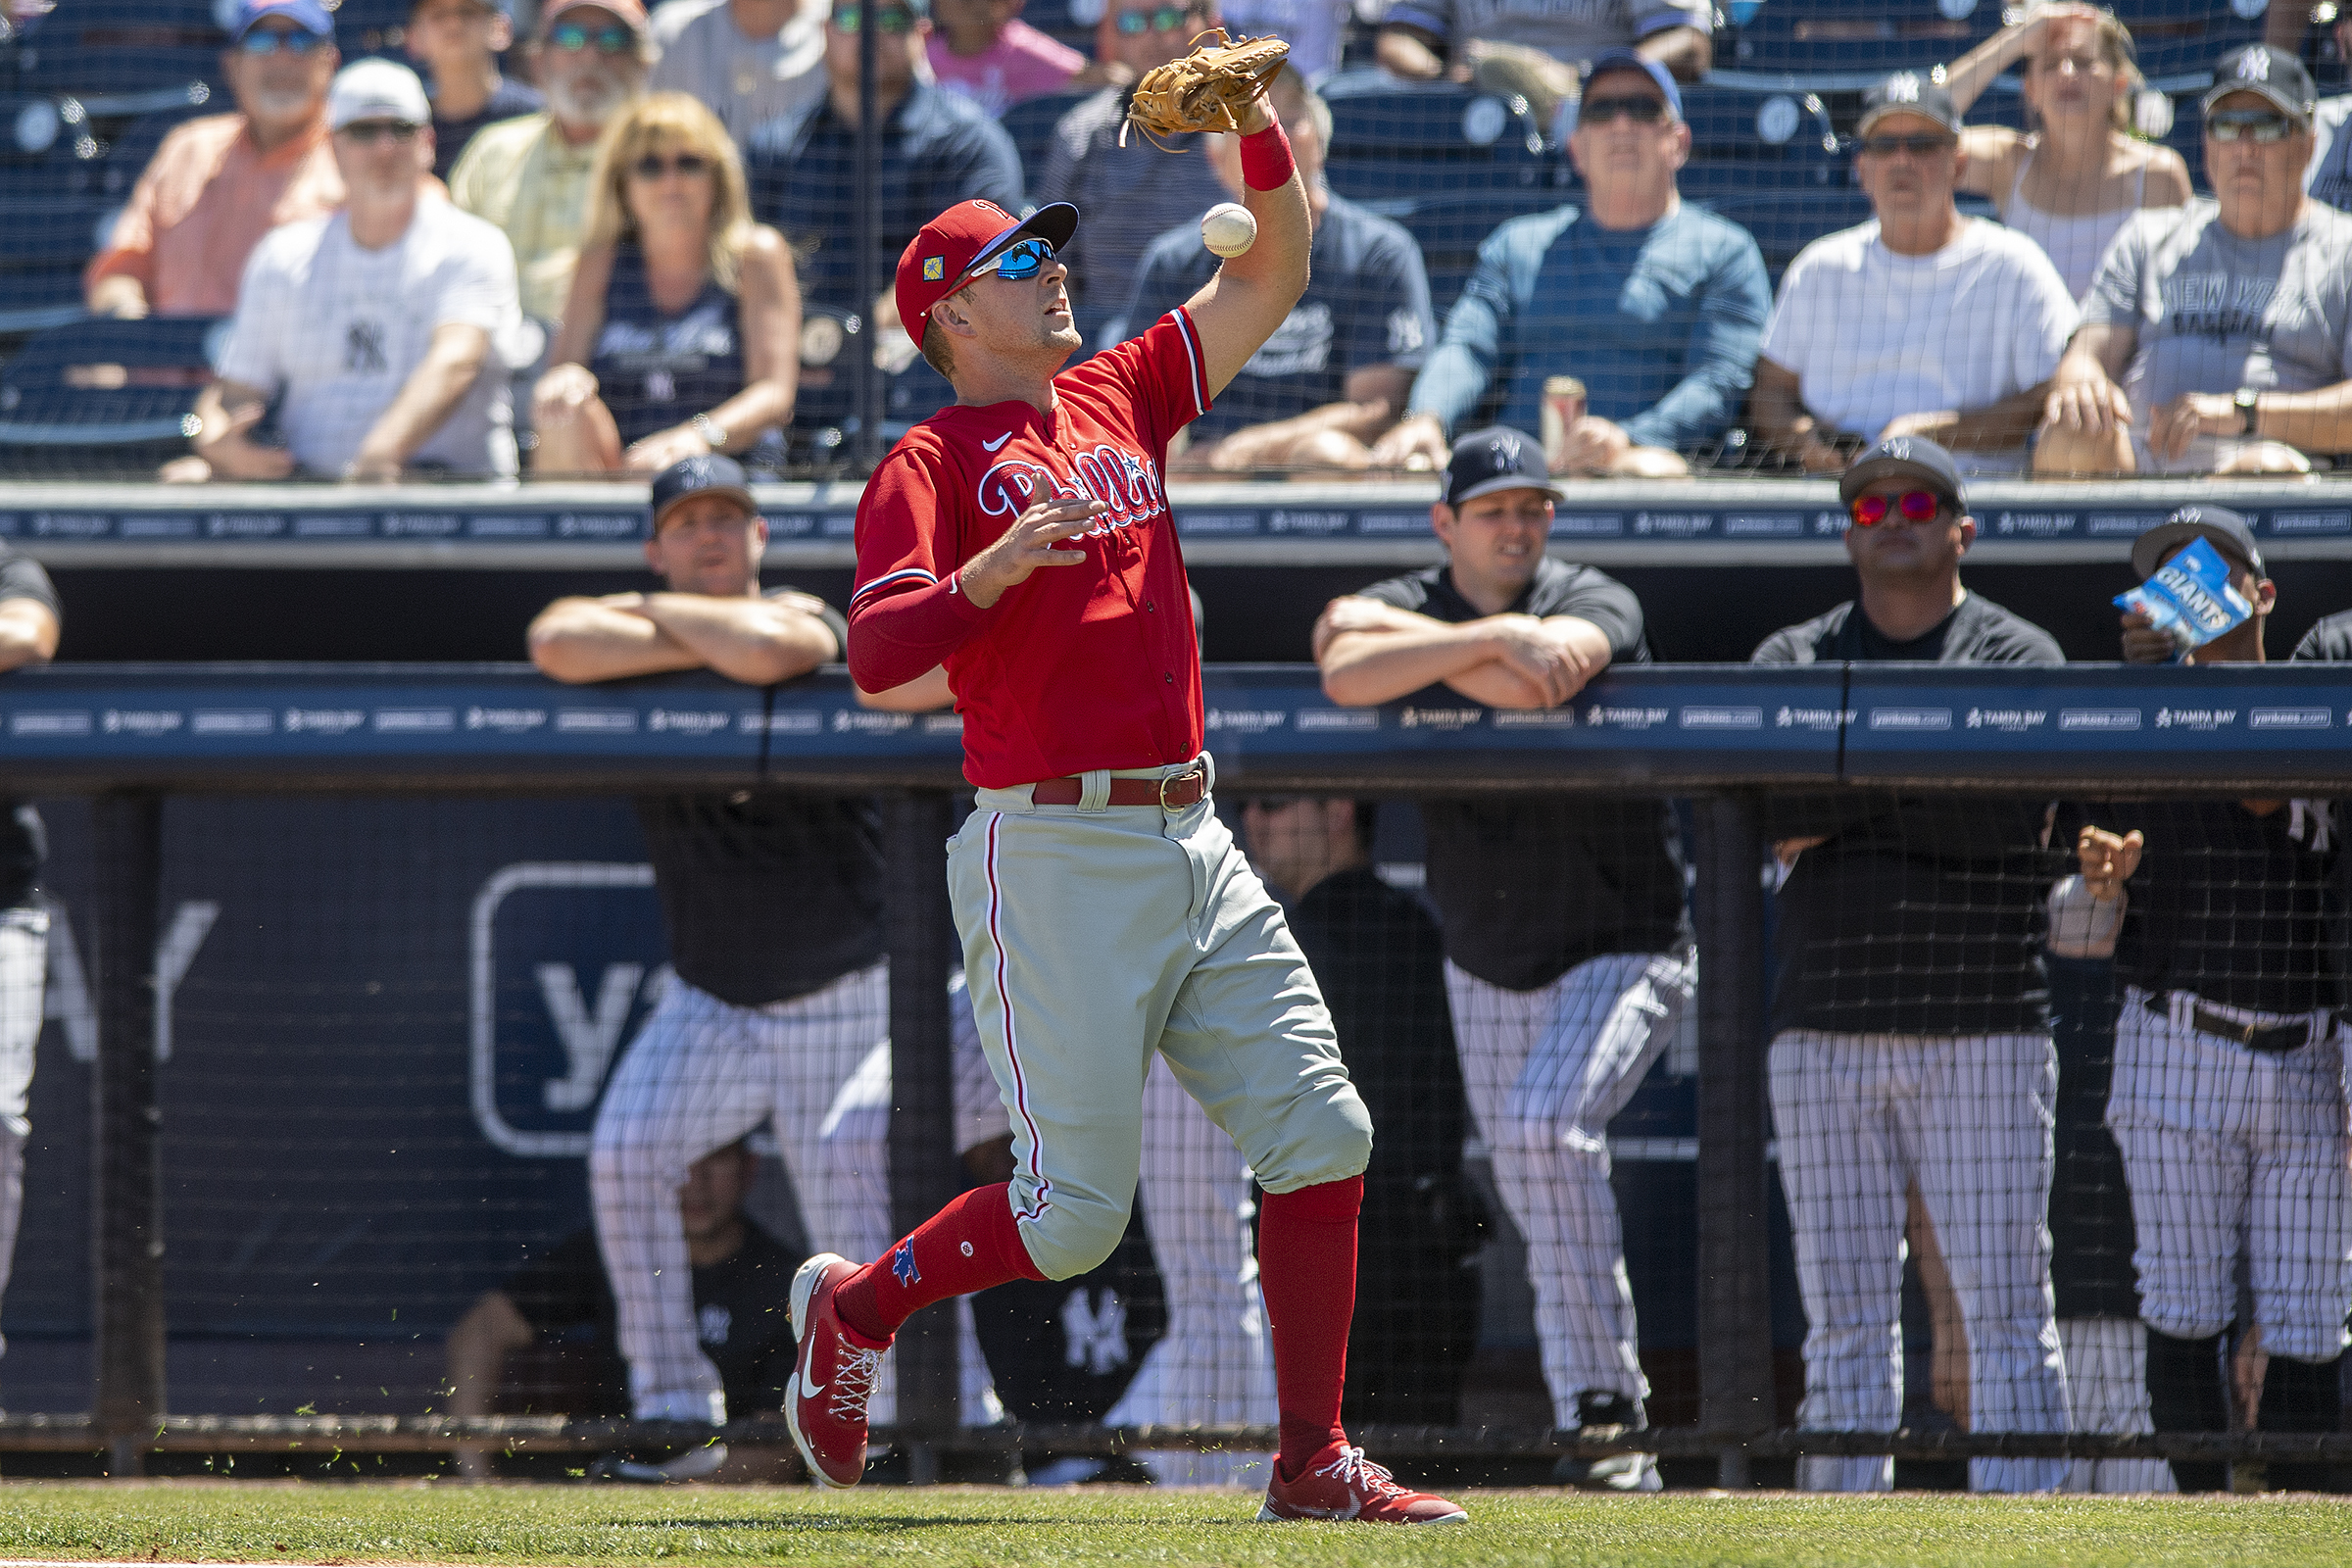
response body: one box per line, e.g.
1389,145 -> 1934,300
1120,28 -> 1290,149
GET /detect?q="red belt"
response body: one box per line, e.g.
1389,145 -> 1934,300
1028,764 -> 1207,810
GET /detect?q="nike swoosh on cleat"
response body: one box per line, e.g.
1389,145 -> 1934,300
980,432 -> 1011,451
797,1364 -> 828,1402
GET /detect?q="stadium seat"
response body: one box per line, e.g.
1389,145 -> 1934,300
1670,81 -> 1846,197
1717,0 -> 1999,84
0,313 -> 222,473
2104,0 -> 2267,81
15,0 -> 226,98
1000,88 -> 1095,185
1319,69 -> 1553,199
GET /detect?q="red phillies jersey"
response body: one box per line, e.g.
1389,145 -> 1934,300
852,308 -> 1212,788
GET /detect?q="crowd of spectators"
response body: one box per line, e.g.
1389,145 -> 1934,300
50,0 -> 2352,483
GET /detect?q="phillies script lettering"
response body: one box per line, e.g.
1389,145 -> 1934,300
978,447 -> 1170,538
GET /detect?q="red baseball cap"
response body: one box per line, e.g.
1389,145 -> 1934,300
895,199 -> 1080,350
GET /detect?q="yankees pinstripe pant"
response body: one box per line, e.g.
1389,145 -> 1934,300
0,906 -> 44,1359
2057,1317 -> 2173,1494
2106,991 -> 2352,1362
591,962 -> 894,1424
1770,1028 -> 2072,1494
1444,951 -> 1694,1425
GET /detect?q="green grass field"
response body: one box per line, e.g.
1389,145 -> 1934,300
2,1484 -> 2352,1567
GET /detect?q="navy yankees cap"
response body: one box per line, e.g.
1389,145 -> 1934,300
651,454 -> 757,532
2205,44 -> 2316,126
1858,71 -> 1962,138
2132,505 -> 2265,579
1442,426 -> 1564,508
1838,434 -> 1965,511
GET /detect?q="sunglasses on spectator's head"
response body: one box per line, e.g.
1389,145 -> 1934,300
631,151 -> 710,178
970,237 -> 1056,280
2207,108 -> 2296,143
1856,132 -> 1956,157
1848,490 -> 1946,527
832,4 -> 915,31
338,119 -> 422,143
1114,4 -> 1202,32
1579,94 -> 1667,125
236,24 -> 325,53
548,20 -> 635,50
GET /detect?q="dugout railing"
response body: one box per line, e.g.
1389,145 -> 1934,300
5,660 -> 2352,1486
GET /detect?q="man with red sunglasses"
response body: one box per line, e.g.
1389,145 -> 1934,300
1751,434 -> 2073,1495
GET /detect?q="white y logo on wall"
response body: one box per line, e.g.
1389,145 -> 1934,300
45,901 -> 220,1063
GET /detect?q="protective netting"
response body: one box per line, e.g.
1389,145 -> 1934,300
0,1 -> 2343,478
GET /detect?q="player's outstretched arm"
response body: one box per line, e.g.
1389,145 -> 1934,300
1315,595 -> 1582,709
632,590 -> 841,686
1182,95 -> 1311,400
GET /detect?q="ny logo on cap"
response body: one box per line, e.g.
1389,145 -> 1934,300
1488,433 -> 1525,471
2180,506 -> 2203,522
1886,437 -> 1912,461
1886,72 -> 1921,102
2239,48 -> 2271,80
922,256 -> 945,281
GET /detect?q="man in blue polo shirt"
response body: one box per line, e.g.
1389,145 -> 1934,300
1120,67 -> 1435,473
1370,50 -> 1768,477
742,0 -> 1022,418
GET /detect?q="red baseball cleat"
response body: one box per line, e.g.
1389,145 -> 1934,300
786,1252 -> 890,1490
1257,1443 -> 1469,1525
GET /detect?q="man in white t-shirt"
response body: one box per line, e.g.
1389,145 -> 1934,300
190,59 -> 525,481
648,0 -> 826,147
1750,73 -> 2077,477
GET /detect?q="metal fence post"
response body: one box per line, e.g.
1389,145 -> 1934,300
90,790 -> 166,1477
886,790 -> 961,1482
1693,790 -> 1773,1489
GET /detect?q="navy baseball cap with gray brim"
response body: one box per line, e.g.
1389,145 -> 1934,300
1442,426 -> 1564,508
2204,44 -> 2316,127
1581,48 -> 1682,122
1838,434 -> 1965,512
2132,505 -> 2264,578
1857,71 -> 1963,137
231,0 -> 334,41
651,454 -> 758,532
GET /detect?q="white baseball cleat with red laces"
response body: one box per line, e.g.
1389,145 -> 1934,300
1257,1442 -> 1470,1524
785,1252 -> 890,1490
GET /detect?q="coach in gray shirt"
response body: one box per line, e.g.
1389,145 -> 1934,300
2039,44 -> 2352,477
1035,0 -> 1231,346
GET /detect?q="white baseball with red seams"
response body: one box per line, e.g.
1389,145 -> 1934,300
1201,202 -> 1258,259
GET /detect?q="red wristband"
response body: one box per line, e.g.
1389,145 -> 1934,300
1239,121 -> 1294,191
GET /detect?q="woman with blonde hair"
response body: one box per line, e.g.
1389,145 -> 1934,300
533,91 -> 800,472
1944,2 -> 2191,303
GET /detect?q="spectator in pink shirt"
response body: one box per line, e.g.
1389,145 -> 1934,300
925,0 -> 1117,117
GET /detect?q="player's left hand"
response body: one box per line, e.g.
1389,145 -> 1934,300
2149,392 -> 2235,464
2077,825 -> 2144,897
2118,609 -> 2175,664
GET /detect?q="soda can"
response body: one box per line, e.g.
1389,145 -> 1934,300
1541,376 -> 1586,470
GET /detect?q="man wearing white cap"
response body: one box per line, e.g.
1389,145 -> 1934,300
189,60 -> 525,481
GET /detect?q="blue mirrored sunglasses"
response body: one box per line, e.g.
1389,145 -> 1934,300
971,237 -> 1056,280
236,24 -> 327,52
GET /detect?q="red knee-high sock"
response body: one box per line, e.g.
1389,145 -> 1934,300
833,1183 -> 1047,1343
1258,1175 -> 1363,1480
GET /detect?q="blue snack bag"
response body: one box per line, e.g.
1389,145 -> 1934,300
2113,535 -> 2253,656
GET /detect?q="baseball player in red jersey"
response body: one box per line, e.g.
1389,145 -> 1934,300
787,90 -> 1465,1525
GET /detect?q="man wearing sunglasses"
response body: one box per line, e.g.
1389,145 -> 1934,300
1369,50 -> 1768,479
2038,45 -> 2352,478
1313,424 -> 1691,1491
745,0 -> 1021,402
1032,0 -> 1235,345
449,0 -> 652,326
821,84 -> 1462,1521
1752,73 -> 2076,478
85,0 -> 346,319
191,60 -> 524,481
1752,435 -> 2072,1495
649,0 -> 825,148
